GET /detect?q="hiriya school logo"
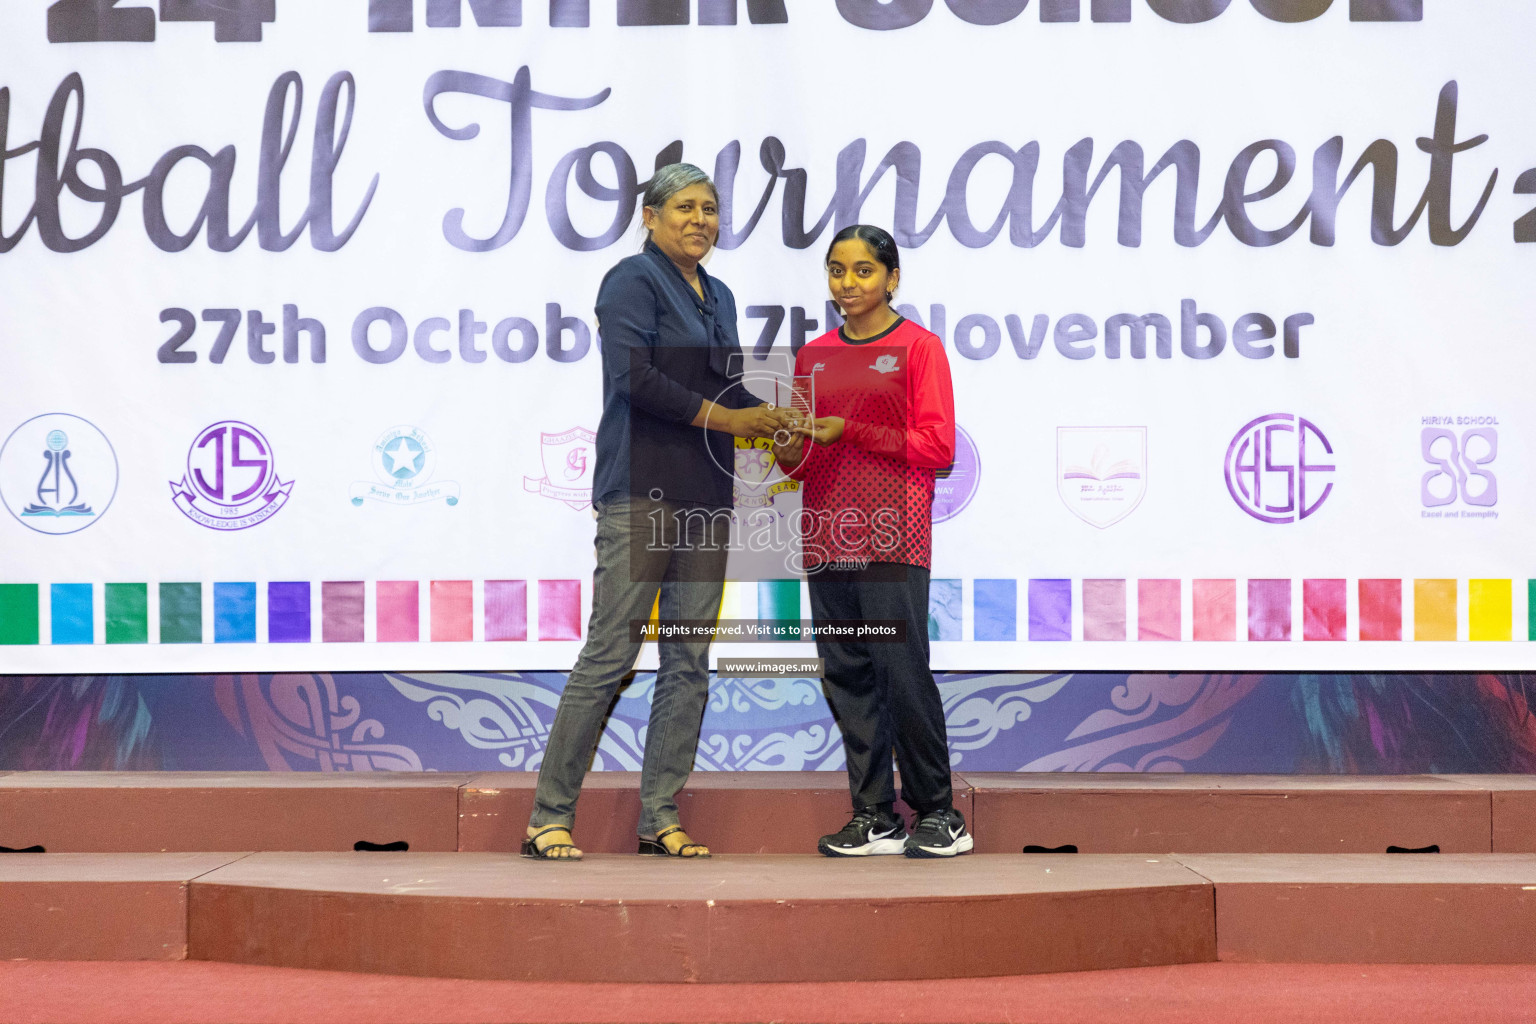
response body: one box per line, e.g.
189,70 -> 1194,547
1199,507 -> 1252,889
0,413 -> 118,535
1421,416 -> 1498,521
171,420 -> 293,530
1224,414 -> 1335,524
932,425 -> 981,524
351,426 -> 460,507
524,427 -> 597,510
1057,426 -> 1146,529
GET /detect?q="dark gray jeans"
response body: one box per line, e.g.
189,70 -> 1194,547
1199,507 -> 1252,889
529,496 -> 730,838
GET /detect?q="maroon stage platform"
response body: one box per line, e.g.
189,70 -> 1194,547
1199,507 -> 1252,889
0,852 -> 245,961
458,771 -> 974,854
186,852 -> 1211,982
3,772 -> 1535,981
1438,775 -> 1536,852
968,774 -> 1494,854
0,771 -> 472,852
5,850 -> 1536,979
3,771 -> 1524,855
1179,853 -> 1536,964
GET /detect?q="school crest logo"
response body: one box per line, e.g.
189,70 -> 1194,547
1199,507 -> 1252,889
171,420 -> 293,531
0,413 -> 118,535
733,437 -> 799,510
351,426 -> 460,507
524,427 -> 597,510
932,425 -> 981,524
1057,426 -> 1147,529
1223,414 -> 1334,524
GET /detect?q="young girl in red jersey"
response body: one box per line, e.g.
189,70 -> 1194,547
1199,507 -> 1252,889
774,224 -> 970,858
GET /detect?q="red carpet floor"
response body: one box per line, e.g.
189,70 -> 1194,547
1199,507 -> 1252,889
3,961 -> 1536,1024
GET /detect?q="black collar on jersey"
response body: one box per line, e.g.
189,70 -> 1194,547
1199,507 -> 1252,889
838,315 -> 906,346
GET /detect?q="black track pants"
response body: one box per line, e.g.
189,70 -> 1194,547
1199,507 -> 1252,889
807,563 -> 953,815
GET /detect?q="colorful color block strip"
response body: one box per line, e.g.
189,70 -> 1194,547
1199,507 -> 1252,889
1,578 -> 1533,645
1193,579 -> 1236,642
1247,579 -> 1291,642
1415,579 -> 1457,642
928,579 -> 961,641
1028,579 -> 1071,642
539,580 -> 582,641
267,582 -> 310,643
974,579 -> 1017,641
50,584 -> 92,646
1082,579 -> 1125,642
322,582 -> 365,643
1470,579 -> 1512,642
1303,579 -> 1347,642
431,581 -> 474,642
378,581 -> 420,642
159,583 -> 202,644
215,582 -> 257,644
1359,579 -> 1401,641
1138,579 -> 1180,641
105,583 -> 147,645
485,580 -> 528,642
0,583 -> 40,645
759,580 -> 800,624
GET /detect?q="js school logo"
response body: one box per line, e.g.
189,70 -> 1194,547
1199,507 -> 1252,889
0,413 -> 118,535
171,420 -> 293,530
351,425 -> 460,507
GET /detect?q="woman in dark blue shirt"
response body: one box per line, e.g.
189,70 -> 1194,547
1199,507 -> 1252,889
524,164 -> 790,860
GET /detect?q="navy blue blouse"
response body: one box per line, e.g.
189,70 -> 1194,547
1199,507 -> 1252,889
591,242 -> 757,509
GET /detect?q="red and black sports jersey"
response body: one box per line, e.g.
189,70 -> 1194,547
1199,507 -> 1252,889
786,318 -> 956,570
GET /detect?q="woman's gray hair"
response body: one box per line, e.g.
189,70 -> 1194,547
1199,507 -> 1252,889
642,163 -> 719,216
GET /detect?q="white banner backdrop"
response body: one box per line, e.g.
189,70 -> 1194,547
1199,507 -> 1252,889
2,0 -> 1534,672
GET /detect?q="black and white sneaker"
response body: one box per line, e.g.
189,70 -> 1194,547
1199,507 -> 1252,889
904,807 -> 974,858
817,808 -> 909,857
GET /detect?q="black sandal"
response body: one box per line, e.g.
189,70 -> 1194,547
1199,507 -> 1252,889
638,825 -> 711,858
522,824 -> 581,860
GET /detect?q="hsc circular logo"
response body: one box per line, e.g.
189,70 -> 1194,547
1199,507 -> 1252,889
170,420 -> 294,531
1224,414 -> 1335,524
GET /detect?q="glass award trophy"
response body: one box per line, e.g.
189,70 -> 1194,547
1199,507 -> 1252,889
776,375 -> 815,447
